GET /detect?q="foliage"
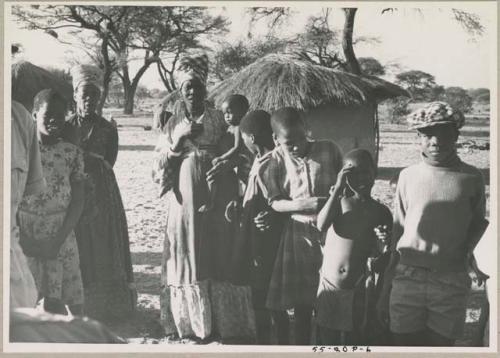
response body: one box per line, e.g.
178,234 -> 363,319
468,88 -> 490,103
395,70 -> 439,101
385,97 -> 411,123
44,67 -> 72,87
212,37 -> 289,81
358,57 -> 385,76
13,5 -> 228,114
442,86 -> 473,113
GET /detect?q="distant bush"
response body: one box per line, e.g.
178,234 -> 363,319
442,87 -> 473,113
385,97 -> 411,123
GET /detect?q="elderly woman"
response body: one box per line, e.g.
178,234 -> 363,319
63,65 -> 135,320
153,54 -> 255,342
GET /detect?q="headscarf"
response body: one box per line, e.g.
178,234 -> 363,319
70,65 -> 103,92
407,101 -> 465,130
176,53 -> 209,87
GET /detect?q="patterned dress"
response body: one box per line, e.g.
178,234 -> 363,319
63,114 -> 135,320
19,141 -> 85,306
152,104 -> 255,341
259,140 -> 343,310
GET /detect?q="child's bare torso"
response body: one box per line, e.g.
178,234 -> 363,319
321,196 -> 391,289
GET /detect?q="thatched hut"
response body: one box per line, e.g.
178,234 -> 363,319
12,60 -> 73,113
208,54 -> 409,163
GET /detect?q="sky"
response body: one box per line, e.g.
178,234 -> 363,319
8,2 -> 496,91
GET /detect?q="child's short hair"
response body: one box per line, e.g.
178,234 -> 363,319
345,148 -> 377,173
240,110 -> 274,148
270,107 -> 304,133
224,94 -> 250,113
33,88 -> 67,114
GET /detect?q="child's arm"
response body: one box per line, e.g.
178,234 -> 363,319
316,164 -> 352,231
46,179 -> 85,258
270,197 -> 326,213
214,127 -> 241,164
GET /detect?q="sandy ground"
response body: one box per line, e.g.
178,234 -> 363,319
105,115 -> 491,345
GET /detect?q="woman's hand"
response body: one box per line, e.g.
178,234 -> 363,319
254,210 -> 273,232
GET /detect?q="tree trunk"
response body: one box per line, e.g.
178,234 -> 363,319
123,81 -> 136,115
96,36 -> 113,116
342,8 -> 361,75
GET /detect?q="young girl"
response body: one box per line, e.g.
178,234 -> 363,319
259,107 -> 343,344
199,94 -> 249,212
19,89 -> 85,316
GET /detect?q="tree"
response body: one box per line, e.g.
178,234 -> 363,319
13,5 -> 228,114
386,97 -> 411,123
468,88 -> 490,102
442,86 -> 473,113
294,9 -> 346,70
358,57 -> 385,76
247,7 -> 484,77
395,70 -> 438,101
212,36 -> 289,81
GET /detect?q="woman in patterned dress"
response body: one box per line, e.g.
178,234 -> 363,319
152,53 -> 255,342
63,65 -> 135,320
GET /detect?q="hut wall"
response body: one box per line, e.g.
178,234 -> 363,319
305,103 -> 376,159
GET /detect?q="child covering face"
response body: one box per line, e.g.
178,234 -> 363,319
315,149 -> 392,345
19,89 -> 86,316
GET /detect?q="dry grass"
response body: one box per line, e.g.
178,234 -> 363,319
207,54 -> 409,111
105,112 -> 490,346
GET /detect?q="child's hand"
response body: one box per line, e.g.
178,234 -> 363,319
374,225 -> 391,246
212,157 -> 222,166
254,211 -> 272,232
467,253 -> 489,287
38,241 -> 61,260
335,163 -> 354,192
302,197 -> 327,212
19,235 -> 41,258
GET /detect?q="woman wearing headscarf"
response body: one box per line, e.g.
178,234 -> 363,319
153,53 -> 255,342
63,65 -> 136,320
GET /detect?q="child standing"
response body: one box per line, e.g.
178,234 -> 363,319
199,94 -> 249,212
229,110 -> 289,344
377,102 -> 487,346
315,149 -> 392,345
19,89 -> 86,316
260,107 -> 343,344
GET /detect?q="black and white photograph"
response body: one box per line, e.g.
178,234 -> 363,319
4,0 -> 497,353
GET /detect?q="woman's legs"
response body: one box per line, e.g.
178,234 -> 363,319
272,310 -> 290,345
295,305 -> 313,345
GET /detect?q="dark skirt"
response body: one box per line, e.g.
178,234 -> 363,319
75,154 -> 135,320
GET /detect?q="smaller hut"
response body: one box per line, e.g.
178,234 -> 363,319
208,54 -> 409,162
12,60 -> 73,113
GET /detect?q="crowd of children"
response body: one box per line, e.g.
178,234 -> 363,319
13,76 -> 488,346
216,99 -> 488,346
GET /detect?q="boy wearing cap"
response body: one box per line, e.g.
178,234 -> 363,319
377,102 -> 487,346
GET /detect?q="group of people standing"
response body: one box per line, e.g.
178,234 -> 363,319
11,64 -> 135,326
152,54 -> 488,347
10,52 -> 488,347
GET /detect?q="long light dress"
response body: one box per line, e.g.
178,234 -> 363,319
153,103 -> 255,341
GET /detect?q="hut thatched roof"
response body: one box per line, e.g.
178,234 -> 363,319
207,54 -> 409,111
12,60 -> 73,112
